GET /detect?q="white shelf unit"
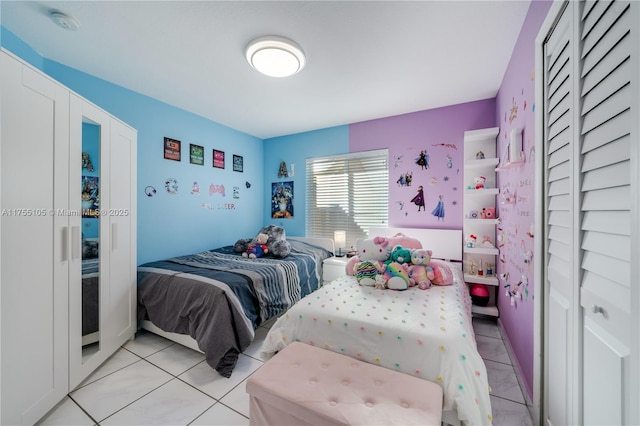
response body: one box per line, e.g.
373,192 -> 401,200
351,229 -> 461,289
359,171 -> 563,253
462,127 -> 500,317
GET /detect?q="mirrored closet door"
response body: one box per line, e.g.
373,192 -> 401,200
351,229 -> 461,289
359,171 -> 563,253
69,97 -> 112,389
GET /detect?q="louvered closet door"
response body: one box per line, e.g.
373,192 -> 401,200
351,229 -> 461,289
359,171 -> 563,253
578,1 -> 632,424
543,4 -> 575,425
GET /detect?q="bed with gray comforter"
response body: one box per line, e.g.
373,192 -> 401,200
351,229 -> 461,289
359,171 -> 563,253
137,240 -> 330,377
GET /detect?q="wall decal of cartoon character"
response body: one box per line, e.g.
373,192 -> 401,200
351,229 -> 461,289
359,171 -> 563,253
411,185 -> 425,211
431,194 -> 445,221
396,172 -> 412,186
416,150 -> 429,170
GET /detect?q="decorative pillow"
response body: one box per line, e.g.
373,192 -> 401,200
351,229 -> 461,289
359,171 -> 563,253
387,232 -> 422,250
429,259 -> 455,286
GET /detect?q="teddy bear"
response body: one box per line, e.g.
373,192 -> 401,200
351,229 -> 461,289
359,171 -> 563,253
407,248 -> 435,289
474,176 -> 486,189
345,236 -> 391,275
386,244 -> 412,266
243,233 -> 269,259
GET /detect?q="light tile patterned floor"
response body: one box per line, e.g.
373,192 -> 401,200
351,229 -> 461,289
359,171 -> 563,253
37,317 -> 532,425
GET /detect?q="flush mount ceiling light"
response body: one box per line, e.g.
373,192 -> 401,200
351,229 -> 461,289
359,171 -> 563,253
49,10 -> 80,31
245,36 -> 305,78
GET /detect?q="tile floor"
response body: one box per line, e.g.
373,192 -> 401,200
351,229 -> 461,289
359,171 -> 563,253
37,317 -> 532,426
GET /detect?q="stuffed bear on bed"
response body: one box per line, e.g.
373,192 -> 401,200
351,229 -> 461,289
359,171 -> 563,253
234,225 -> 291,258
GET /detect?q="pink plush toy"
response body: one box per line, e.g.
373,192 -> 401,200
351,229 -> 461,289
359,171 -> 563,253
345,236 -> 391,275
408,248 -> 435,290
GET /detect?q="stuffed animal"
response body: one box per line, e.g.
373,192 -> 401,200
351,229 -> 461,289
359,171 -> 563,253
345,236 -> 391,275
474,176 -> 486,189
407,249 -> 435,289
383,262 -> 410,290
258,225 -> 291,258
234,225 -> 291,258
374,274 -> 388,290
386,245 -> 412,266
243,233 -> 269,259
465,234 -> 477,248
354,261 -> 384,287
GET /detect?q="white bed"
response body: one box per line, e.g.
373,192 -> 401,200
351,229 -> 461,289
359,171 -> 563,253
260,228 -> 492,426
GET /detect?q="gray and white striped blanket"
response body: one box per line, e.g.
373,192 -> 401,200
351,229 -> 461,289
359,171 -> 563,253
168,247 -> 322,322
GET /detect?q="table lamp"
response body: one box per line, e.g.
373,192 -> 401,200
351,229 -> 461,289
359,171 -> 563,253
334,230 -> 346,257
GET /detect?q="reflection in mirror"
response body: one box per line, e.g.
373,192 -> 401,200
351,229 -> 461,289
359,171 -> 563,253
81,120 -> 100,362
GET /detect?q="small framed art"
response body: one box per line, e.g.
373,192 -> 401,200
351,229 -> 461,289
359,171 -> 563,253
190,144 -> 204,165
233,155 -> 243,172
213,149 -> 225,169
164,137 -> 181,161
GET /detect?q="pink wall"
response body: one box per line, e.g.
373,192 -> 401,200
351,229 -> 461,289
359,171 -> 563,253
495,0 -> 552,400
350,99 -> 496,230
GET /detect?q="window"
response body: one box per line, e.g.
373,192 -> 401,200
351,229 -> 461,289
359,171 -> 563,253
306,149 -> 388,251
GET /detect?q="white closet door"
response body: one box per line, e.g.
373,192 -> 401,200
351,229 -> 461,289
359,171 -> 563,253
0,51 -> 70,425
578,1 -> 632,424
105,118 -> 137,354
543,4 -> 576,425
542,1 -> 637,425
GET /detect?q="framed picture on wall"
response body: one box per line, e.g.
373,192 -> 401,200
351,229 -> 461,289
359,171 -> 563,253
164,137 -> 181,161
233,155 -> 243,172
271,181 -> 294,219
213,149 -> 225,169
189,144 -> 204,165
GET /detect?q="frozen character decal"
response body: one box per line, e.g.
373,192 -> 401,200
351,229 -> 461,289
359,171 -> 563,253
431,194 -> 445,221
411,185 -> 425,211
416,150 -> 429,170
396,172 -> 412,186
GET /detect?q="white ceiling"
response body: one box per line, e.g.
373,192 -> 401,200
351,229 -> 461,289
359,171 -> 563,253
1,1 -> 531,139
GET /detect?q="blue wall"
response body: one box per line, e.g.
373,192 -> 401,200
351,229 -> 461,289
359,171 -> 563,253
263,127 -> 349,236
2,27 -> 264,264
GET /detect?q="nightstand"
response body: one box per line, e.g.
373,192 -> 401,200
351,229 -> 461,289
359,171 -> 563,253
322,257 -> 349,284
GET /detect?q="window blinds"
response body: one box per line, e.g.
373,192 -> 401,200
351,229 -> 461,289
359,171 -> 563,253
306,149 -> 389,250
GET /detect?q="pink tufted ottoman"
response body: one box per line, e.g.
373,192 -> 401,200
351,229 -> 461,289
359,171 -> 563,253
246,342 -> 443,425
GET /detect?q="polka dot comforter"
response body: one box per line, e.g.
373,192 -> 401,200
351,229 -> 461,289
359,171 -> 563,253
260,263 -> 493,425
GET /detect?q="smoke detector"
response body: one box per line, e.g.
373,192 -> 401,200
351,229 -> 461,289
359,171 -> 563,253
50,11 -> 80,31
